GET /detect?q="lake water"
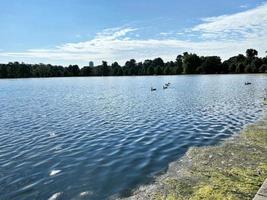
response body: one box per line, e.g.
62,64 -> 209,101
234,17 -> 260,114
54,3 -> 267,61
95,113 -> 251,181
0,75 -> 267,200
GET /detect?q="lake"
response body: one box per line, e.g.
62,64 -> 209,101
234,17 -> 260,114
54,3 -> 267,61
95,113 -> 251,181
0,75 -> 267,200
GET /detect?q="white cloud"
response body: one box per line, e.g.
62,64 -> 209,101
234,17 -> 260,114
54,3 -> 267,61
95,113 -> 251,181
0,4 -> 267,66
192,3 -> 267,40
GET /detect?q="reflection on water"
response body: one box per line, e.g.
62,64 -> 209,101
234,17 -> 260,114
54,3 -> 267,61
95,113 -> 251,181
0,75 -> 266,200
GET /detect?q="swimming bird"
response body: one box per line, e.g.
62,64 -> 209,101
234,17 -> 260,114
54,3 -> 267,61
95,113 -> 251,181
165,83 -> 171,87
151,87 -> 156,91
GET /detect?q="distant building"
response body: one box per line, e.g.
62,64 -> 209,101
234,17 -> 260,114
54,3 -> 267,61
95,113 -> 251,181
89,61 -> 94,67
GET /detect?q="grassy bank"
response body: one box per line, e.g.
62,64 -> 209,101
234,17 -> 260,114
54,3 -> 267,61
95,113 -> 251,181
124,115 -> 267,200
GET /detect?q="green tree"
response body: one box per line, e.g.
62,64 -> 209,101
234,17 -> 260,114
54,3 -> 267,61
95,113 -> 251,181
155,66 -> 163,75
0,65 -> 7,78
80,67 -> 93,76
99,61 -> 109,76
111,62 -> 121,76
164,66 -> 171,75
152,58 -> 164,68
147,66 -> 154,75
236,63 -> 245,73
67,65 -> 80,76
176,55 -> 183,67
246,49 -> 258,59
245,65 -> 253,73
183,53 -> 202,74
259,64 -> 267,73
125,59 -> 137,75
200,56 -> 221,74
229,63 -> 236,73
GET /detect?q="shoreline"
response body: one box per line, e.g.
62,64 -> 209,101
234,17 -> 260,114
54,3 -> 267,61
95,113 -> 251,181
120,110 -> 267,200
0,73 -> 266,80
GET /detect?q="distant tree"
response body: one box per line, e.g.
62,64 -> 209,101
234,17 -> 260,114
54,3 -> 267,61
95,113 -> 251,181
164,61 -> 175,75
1,48 -> 267,78
152,58 -> 164,68
164,66 -> 171,75
0,64 -> 8,78
147,66 -> 154,75
117,67 -> 123,76
259,64 -> 267,73
143,60 -> 152,75
200,56 -> 221,74
176,55 -> 183,66
183,52 -> 189,57
183,53 -> 202,74
246,49 -> 258,59
236,54 -> 246,63
80,67 -> 93,76
125,59 -> 137,75
155,66 -> 163,75
100,61 -> 109,76
252,58 -> 263,72
220,62 -> 229,74
125,59 -> 136,68
229,63 -> 236,73
111,62 -> 121,76
245,65 -> 253,73
175,55 -> 183,74
136,62 -> 143,75
175,65 -> 183,74
19,63 -> 31,77
67,65 -> 80,76
236,63 -> 245,73
147,58 -> 163,75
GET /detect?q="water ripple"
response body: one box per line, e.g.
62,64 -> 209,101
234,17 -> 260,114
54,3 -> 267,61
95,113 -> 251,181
0,75 -> 266,200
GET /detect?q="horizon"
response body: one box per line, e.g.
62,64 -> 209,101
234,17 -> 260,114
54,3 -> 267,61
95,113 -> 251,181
0,0 -> 267,66
0,48 -> 265,68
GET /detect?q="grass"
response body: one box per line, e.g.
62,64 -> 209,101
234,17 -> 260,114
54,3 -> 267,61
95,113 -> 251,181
150,119 -> 267,200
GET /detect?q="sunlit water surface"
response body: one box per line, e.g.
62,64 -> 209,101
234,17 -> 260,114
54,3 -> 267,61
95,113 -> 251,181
0,75 -> 267,200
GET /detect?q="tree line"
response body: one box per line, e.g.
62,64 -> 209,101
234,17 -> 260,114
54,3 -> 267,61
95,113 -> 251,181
0,49 -> 266,78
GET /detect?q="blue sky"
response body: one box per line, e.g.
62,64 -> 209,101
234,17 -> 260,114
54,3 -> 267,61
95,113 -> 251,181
0,0 -> 266,66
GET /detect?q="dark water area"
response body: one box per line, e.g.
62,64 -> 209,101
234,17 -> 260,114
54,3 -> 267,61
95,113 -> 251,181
0,75 -> 266,200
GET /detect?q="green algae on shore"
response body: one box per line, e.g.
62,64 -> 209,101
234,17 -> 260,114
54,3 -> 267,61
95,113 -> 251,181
124,117 -> 267,200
